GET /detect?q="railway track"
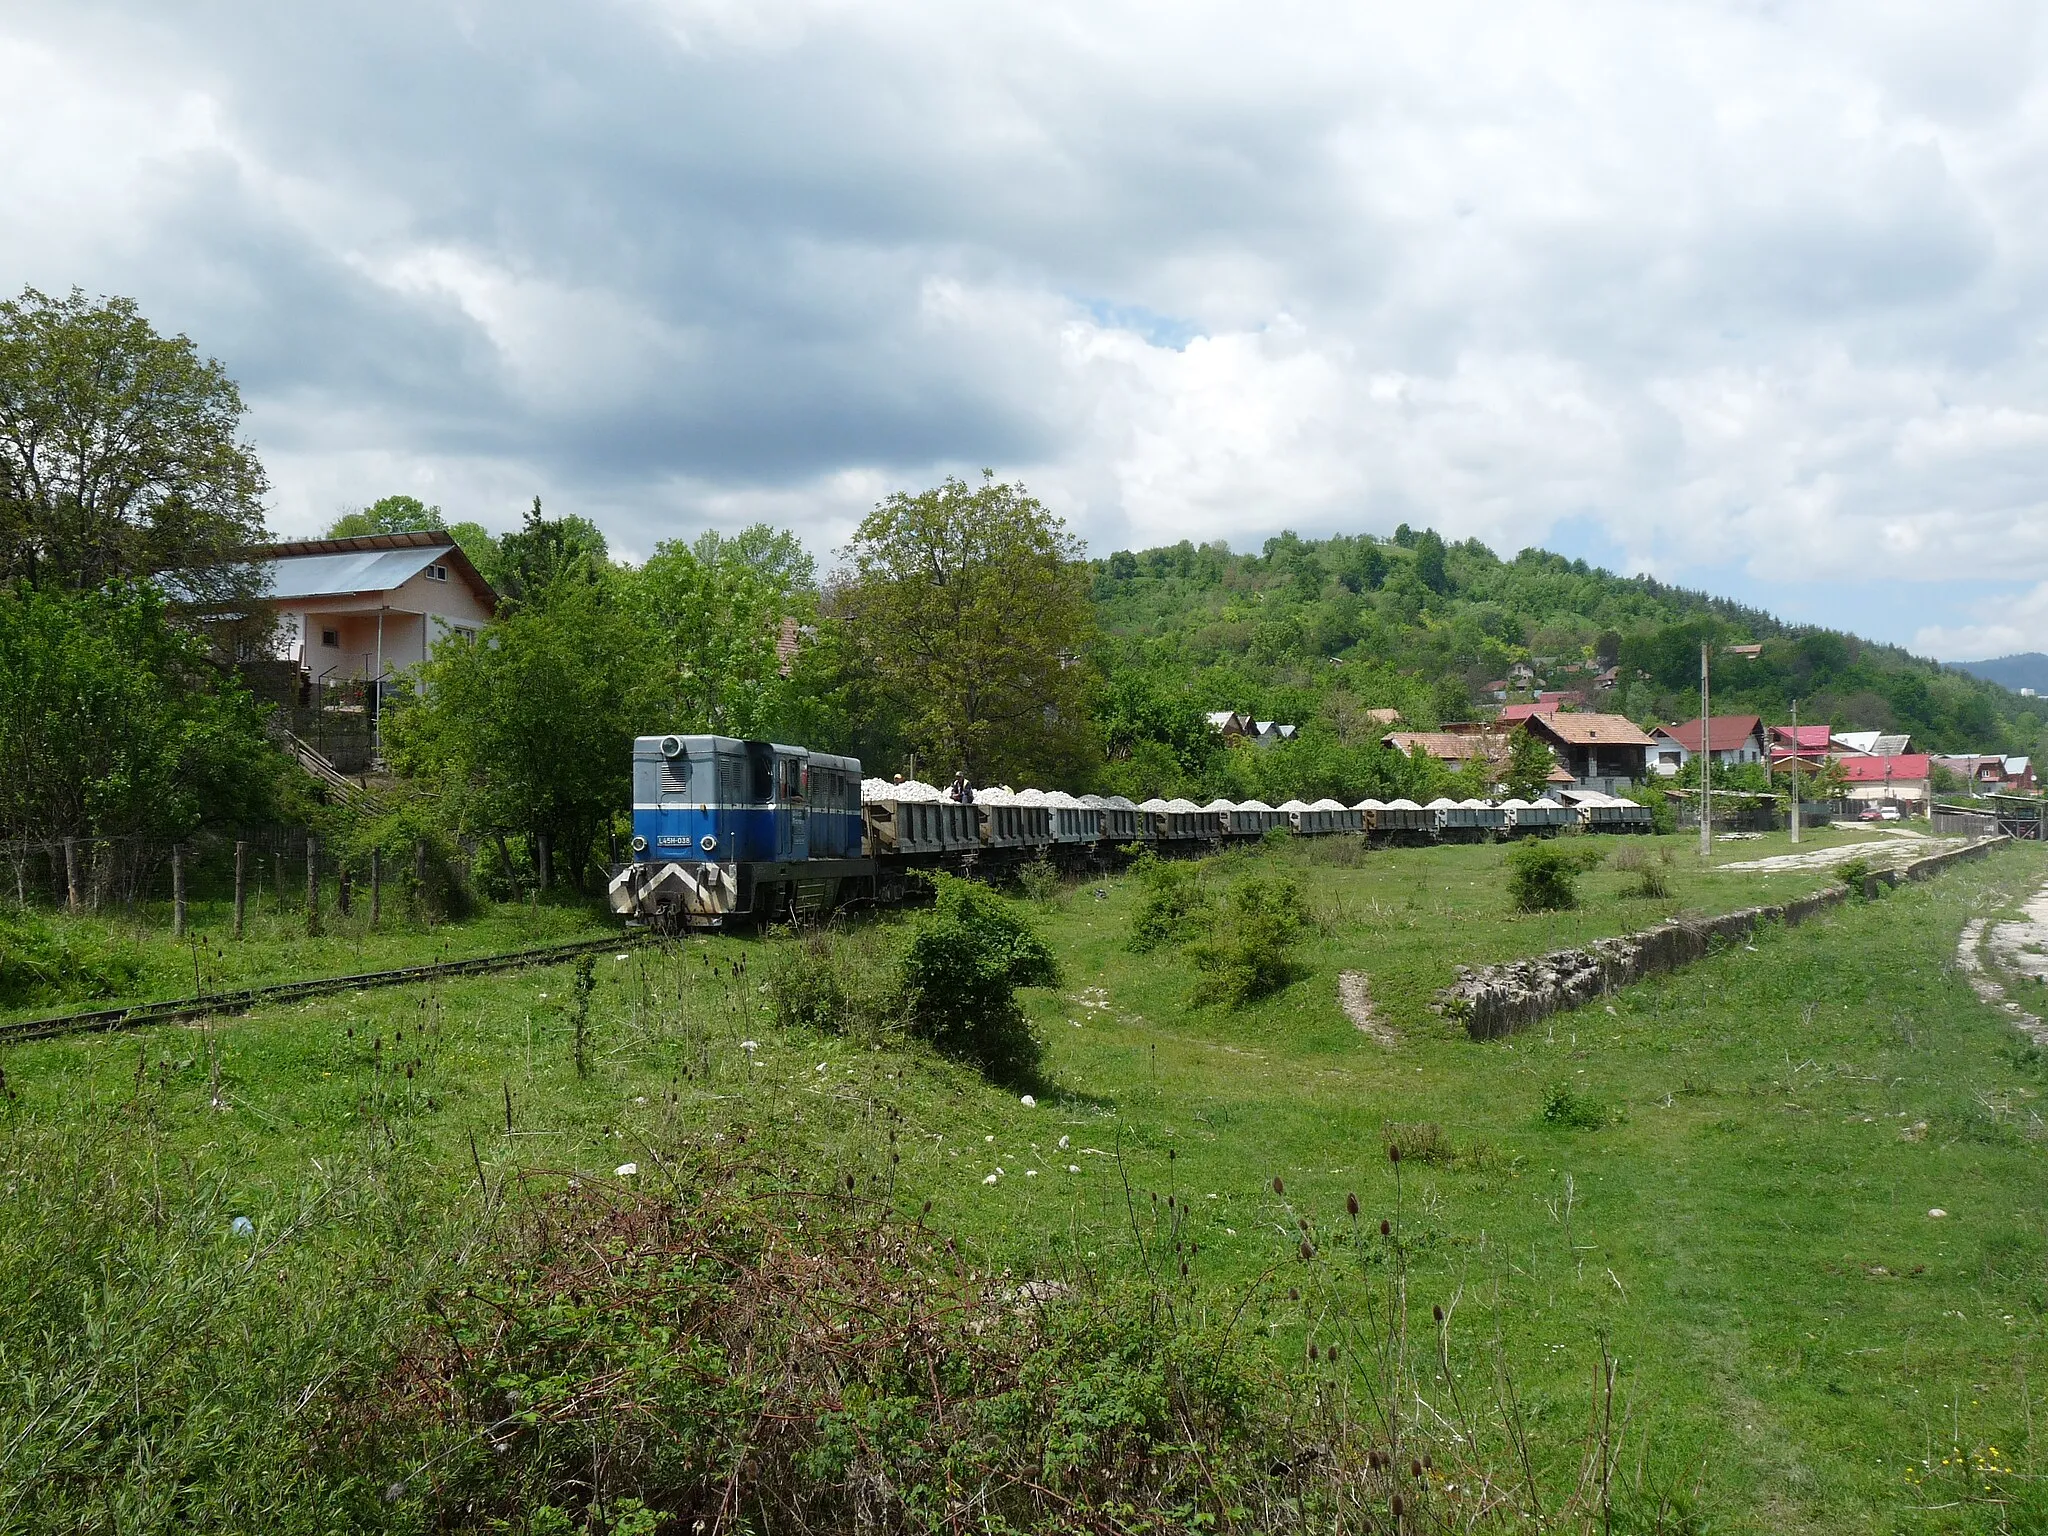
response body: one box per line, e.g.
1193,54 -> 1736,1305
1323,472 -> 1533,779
0,932 -> 648,1047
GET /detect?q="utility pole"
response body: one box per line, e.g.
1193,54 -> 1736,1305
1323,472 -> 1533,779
1699,642 -> 1711,860
1789,699 -> 1801,846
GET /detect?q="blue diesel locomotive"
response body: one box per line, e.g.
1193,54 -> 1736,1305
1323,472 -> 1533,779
608,734 -> 872,928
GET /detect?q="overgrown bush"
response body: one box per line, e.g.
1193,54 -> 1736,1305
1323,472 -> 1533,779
1837,857 -> 1872,891
1187,873 -> 1315,1007
336,795 -> 473,920
766,923 -> 901,1037
355,1133 -> 1455,1535
1016,853 -> 1062,905
1505,840 -> 1604,913
0,909 -> 147,1007
899,876 -> 1057,1082
1126,853 -> 1212,953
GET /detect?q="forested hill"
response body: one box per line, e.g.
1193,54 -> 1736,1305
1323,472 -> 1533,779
1088,526 -> 2046,773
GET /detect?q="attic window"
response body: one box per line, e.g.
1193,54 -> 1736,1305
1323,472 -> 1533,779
427,564 -> 449,582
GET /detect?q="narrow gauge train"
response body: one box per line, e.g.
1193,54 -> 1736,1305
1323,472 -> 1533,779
608,733 -> 1650,929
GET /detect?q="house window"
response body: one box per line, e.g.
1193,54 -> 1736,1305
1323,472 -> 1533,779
427,564 -> 449,582
454,625 -> 477,644
320,628 -> 340,647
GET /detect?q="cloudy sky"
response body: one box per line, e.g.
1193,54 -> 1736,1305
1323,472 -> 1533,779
5,1 -> 2048,657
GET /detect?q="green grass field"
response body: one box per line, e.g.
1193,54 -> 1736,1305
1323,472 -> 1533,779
3,827 -> 2043,1531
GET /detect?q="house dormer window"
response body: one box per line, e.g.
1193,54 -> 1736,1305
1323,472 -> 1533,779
427,564 -> 449,582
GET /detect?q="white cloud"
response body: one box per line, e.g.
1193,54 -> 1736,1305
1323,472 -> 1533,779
1917,582 -> 2048,659
6,1 -> 2048,650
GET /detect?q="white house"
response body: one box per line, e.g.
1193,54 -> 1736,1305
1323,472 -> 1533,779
253,532 -> 498,694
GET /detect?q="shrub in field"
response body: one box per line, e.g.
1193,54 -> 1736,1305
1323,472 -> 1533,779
339,796 -> 472,919
1541,1081 -> 1608,1129
1188,873 -> 1314,1007
766,923 -> 900,1037
1016,853 -> 1062,905
899,876 -> 1057,1081
1506,840 -> 1604,913
1837,857 -> 1872,891
1612,848 -> 1672,900
1126,853 -> 1212,953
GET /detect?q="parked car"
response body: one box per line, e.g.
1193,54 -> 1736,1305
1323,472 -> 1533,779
1879,805 -> 1902,821
1858,807 -> 1881,821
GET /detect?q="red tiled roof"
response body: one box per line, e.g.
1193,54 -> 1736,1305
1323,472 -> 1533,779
1770,724 -> 1832,749
1498,701 -> 1560,722
1653,715 -> 1763,753
1836,754 -> 1931,782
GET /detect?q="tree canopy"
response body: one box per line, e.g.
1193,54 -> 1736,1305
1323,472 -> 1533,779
0,582 -> 281,844
634,525 -> 815,737
833,474 -> 1096,784
0,287 -> 267,604
325,494 -> 445,538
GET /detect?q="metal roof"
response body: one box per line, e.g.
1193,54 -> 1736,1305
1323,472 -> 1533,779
242,532 -> 498,610
258,544 -> 451,601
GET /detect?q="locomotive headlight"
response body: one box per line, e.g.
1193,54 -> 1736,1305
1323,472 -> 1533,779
659,734 -> 685,758
630,835 -> 647,853
699,834 -> 717,853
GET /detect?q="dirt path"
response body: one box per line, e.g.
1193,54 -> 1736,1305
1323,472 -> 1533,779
1716,828 -> 1963,875
1956,887 -> 2048,1047
1337,971 -> 1398,1047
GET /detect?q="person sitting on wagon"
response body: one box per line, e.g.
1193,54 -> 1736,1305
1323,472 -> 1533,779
948,771 -> 974,804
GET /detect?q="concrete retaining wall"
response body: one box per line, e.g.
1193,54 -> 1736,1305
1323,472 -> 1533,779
1439,835 -> 2011,1040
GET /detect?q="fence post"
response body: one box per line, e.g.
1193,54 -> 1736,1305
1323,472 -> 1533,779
370,847 -> 381,929
537,831 -> 551,893
172,845 -> 187,938
63,836 -> 79,914
337,860 -> 352,917
305,835 -> 321,937
233,841 -> 247,939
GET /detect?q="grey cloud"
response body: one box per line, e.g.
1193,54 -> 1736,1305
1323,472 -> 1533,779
9,1 -> 2048,652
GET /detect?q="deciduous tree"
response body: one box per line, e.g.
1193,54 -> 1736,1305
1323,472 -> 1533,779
633,525 -> 815,737
0,288 -> 267,604
325,495 -> 444,537
833,474 -> 1096,783
384,580 -> 652,890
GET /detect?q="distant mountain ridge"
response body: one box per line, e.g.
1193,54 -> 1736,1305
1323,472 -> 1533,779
1949,654 -> 2048,694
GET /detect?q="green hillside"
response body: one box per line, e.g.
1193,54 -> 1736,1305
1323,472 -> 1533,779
1086,525 -> 2043,801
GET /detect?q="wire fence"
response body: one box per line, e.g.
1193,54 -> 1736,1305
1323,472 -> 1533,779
3,827 -> 459,934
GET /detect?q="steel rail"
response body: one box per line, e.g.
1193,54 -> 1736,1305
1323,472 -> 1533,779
0,932 -> 648,1046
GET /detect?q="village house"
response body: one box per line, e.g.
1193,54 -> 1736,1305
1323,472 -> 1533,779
1520,711 -> 1655,794
253,531 -> 498,701
1838,753 -> 1932,811
1647,715 -> 1768,776
1831,730 -> 1911,757
1932,754 -> 2036,795
1767,724 -> 1833,768
1497,699 -> 1561,724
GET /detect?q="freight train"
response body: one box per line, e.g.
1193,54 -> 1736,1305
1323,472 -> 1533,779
608,732 -> 1651,929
